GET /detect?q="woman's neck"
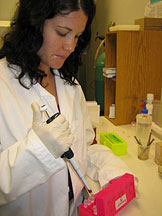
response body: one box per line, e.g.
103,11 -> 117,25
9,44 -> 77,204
39,63 -> 59,106
39,62 -> 51,76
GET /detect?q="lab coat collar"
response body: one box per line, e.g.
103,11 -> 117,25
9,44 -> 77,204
54,69 -> 76,127
34,82 -> 52,97
9,62 -> 33,88
9,63 -> 76,125
32,68 -> 76,127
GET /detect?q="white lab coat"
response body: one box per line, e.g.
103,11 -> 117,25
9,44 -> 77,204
0,58 -> 135,216
0,58 -> 94,216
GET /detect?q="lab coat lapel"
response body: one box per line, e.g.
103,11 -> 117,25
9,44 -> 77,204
55,72 -> 84,208
55,73 -> 75,127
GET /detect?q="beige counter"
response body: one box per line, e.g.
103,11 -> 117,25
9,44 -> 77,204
86,117 -> 162,216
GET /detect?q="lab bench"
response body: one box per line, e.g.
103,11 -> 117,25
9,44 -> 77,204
85,117 -> 162,216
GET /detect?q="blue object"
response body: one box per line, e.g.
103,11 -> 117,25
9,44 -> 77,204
141,100 -> 148,114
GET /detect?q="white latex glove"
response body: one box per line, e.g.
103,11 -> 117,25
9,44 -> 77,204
31,102 -> 73,158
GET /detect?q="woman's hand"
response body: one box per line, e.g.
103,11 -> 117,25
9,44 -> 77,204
31,102 -> 73,158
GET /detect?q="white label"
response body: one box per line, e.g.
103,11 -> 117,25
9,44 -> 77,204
115,194 -> 127,210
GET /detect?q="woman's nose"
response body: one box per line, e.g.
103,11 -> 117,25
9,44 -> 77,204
63,38 -> 76,53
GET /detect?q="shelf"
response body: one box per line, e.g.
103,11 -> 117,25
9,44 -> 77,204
104,115 -> 118,126
0,21 -> 11,27
111,78 -> 116,82
104,31 -> 162,125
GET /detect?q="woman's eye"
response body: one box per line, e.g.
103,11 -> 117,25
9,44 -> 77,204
57,31 -> 67,37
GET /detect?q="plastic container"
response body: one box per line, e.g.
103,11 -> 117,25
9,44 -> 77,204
109,104 -> 115,119
100,132 -> 127,156
154,142 -> 162,165
136,100 -> 152,147
138,145 -> 150,160
158,162 -> 162,178
152,99 -> 162,128
79,173 -> 136,216
146,93 -> 154,115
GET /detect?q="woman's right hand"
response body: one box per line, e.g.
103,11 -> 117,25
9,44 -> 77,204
31,102 -> 73,158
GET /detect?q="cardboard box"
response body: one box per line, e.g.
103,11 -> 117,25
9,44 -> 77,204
86,101 -> 100,124
135,18 -> 162,30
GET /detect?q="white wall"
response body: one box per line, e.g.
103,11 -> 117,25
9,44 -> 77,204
107,0 -> 148,25
0,0 -> 161,99
0,0 -> 18,46
84,0 -> 150,100
0,0 -> 18,20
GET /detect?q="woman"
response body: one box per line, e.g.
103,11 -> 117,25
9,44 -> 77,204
0,0 -> 134,215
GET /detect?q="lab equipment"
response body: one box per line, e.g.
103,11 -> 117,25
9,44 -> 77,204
102,68 -> 116,79
40,104 -> 50,118
86,101 -> 100,124
146,93 -> 154,115
152,122 -> 162,139
136,131 -> 154,160
79,173 -> 136,216
152,100 -> 162,128
138,145 -> 150,160
100,132 -> 127,156
40,105 -> 93,194
144,2 -> 162,18
155,142 -> 162,165
134,136 -> 142,146
109,104 -> 115,119
92,205 -> 97,215
40,104 -> 60,124
136,100 -> 152,147
158,162 -> 162,177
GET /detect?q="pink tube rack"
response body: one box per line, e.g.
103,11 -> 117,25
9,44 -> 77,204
79,173 -> 136,216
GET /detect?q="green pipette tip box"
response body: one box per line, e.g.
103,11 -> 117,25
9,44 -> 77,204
100,132 -> 128,156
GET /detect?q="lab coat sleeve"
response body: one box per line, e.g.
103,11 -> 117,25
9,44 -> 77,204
0,129 -> 65,206
79,89 -> 136,187
86,144 -> 136,188
75,84 -> 137,189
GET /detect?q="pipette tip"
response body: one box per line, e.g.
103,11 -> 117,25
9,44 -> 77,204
88,189 -> 93,194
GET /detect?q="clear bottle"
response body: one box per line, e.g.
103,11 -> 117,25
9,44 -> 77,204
136,100 -> 152,147
146,93 -> 154,115
109,104 -> 115,119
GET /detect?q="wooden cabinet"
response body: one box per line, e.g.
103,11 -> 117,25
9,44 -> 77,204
104,31 -> 162,125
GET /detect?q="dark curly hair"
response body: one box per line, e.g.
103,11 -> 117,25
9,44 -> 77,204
0,0 -> 96,88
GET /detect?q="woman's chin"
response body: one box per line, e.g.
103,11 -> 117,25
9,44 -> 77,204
50,59 -> 66,69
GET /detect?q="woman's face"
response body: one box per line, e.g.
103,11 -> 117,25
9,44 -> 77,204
38,10 -> 88,69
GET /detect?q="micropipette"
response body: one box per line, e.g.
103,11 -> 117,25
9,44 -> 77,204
40,105 -> 93,195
